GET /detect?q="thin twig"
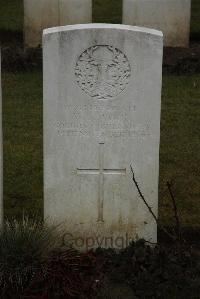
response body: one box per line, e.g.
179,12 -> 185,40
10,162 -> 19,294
144,240 -> 158,246
130,165 -> 175,241
167,182 -> 182,243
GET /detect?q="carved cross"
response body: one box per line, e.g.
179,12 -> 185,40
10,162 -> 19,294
77,143 -> 126,222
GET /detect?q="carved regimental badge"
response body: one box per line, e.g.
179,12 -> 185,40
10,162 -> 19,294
75,45 -> 131,100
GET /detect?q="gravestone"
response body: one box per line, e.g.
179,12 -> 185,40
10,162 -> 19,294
24,0 -> 92,48
123,0 -> 191,47
0,50 -> 3,226
60,0 -> 92,25
43,24 -> 163,250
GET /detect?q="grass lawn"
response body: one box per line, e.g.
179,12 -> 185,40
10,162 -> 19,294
0,0 -> 199,38
159,75 -> 200,227
93,0 -> 122,24
2,71 -> 43,219
191,0 -> 200,37
2,71 -> 200,228
0,0 -> 23,33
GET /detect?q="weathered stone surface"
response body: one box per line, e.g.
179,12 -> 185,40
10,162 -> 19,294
43,24 -> 163,250
123,0 -> 191,47
59,0 -> 92,26
0,50 -> 3,226
24,0 -> 58,48
24,0 -> 92,48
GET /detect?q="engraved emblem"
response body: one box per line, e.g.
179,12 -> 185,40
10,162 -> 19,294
75,45 -> 131,100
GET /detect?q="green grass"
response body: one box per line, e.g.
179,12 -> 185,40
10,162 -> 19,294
0,218 -> 60,296
2,71 -> 43,219
0,0 -> 23,32
2,71 -> 200,227
93,0 -> 122,24
191,0 -> 200,37
0,0 -> 199,36
159,75 -> 200,227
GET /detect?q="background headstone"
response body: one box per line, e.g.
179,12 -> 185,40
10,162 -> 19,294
0,50 -> 3,226
24,0 -> 92,48
59,0 -> 92,26
43,24 -> 163,250
123,0 -> 191,47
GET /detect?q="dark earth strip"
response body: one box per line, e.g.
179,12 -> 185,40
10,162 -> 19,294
1,42 -> 200,74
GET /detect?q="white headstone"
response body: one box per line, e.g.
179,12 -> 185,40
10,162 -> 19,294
59,0 -> 92,26
24,0 -> 92,48
0,50 -> 3,226
43,24 -> 163,250
123,0 -> 191,47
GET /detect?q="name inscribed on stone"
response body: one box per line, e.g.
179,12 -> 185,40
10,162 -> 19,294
55,103 -> 150,138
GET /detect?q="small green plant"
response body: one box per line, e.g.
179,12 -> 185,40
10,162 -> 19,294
0,217 -> 60,298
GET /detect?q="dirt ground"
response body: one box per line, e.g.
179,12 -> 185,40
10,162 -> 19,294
163,42 -> 200,74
